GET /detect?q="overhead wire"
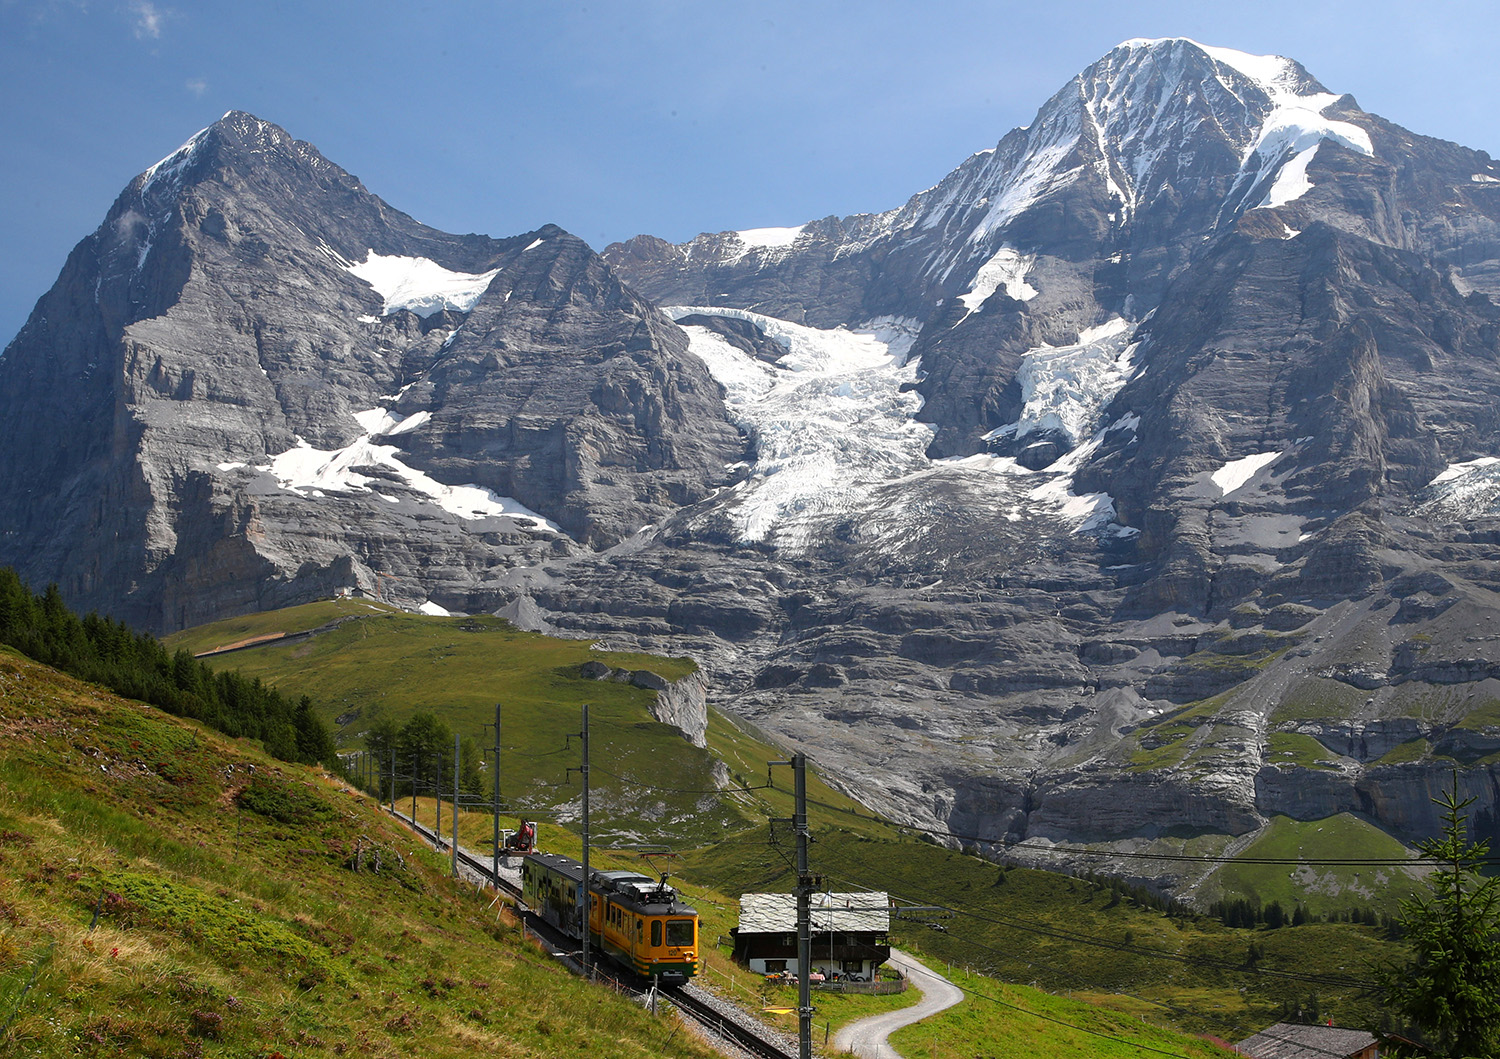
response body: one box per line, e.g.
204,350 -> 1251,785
903,967 -> 1217,1059
819,869 -> 1376,990
796,791 -> 1475,867
589,763 -> 771,796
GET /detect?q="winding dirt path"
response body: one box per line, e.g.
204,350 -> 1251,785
832,949 -> 964,1058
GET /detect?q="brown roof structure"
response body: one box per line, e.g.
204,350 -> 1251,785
1235,1022 -> 1379,1059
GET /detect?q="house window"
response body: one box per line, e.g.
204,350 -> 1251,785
842,960 -> 862,973
764,960 -> 787,973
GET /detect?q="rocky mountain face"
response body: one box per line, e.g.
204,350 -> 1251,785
0,112 -> 743,632
9,40 -> 1500,894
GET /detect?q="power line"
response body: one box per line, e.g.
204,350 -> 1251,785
817,871 -> 1376,991
920,970 -> 1212,1059
799,793 -> 1469,867
589,763 -> 771,796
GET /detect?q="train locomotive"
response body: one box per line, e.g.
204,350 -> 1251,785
520,850 -> 699,981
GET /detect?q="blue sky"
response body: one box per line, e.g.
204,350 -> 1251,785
3,0 -> 1498,343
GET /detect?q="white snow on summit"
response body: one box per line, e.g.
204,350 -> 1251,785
140,126 -> 209,199
345,252 -> 501,317
736,225 -> 805,249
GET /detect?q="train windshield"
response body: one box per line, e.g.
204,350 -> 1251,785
665,919 -> 694,947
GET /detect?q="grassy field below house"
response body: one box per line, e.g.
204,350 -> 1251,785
888,965 -> 1237,1059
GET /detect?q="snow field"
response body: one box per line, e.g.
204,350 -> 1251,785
670,306 -> 928,548
1210,451 -> 1281,496
672,306 -> 1135,549
233,407 -> 560,532
344,252 -> 502,317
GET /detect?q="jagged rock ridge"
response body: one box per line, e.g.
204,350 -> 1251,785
0,112 -> 744,631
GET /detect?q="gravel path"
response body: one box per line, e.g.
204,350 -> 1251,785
832,950 -> 964,1058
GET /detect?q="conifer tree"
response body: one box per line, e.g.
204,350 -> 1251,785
1379,773 -> 1500,1057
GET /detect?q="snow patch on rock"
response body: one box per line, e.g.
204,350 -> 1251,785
986,319 -> 1137,447
1422,457 -> 1500,520
345,252 -> 501,317
1211,451 -> 1281,496
957,246 -> 1038,311
253,408 -> 560,531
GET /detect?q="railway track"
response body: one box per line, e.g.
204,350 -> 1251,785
663,983 -> 795,1059
388,808 -> 794,1059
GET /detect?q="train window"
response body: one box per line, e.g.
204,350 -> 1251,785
665,919 -> 694,948
651,920 -> 662,947
637,918 -> 644,939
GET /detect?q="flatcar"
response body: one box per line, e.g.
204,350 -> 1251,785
521,850 -> 699,981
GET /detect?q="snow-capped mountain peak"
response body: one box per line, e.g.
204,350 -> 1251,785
910,37 -> 1372,265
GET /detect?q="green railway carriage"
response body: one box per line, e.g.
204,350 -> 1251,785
521,851 -> 699,980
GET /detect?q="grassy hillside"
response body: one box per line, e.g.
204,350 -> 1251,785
421,725 -> 1401,1042
158,599 -> 1417,1042
164,604 -> 735,846
3,642 -> 1260,1059
676,824 -> 1400,1040
1198,813 -> 1425,917
889,967 -> 1237,1059
0,646 -> 720,1059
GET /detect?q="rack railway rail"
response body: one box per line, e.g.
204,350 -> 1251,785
388,808 -> 794,1059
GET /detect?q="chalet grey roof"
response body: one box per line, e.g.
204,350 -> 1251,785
738,892 -> 890,934
1235,1022 -> 1378,1059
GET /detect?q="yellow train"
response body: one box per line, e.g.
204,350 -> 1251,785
520,850 -> 699,980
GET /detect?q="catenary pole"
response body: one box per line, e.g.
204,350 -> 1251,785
794,752 -> 812,1059
452,732 -> 460,878
580,702 -> 591,975
491,702 -> 501,881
